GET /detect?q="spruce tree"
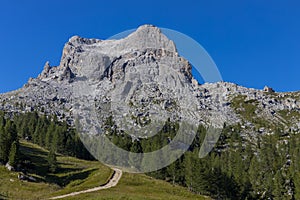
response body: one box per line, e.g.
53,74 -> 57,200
5,120 -> 17,145
8,141 -> 19,168
0,126 -> 8,163
0,112 -> 6,127
184,152 -> 194,191
0,120 -> 17,164
47,149 -> 57,173
129,141 -> 142,169
27,111 -> 38,137
45,122 -> 56,149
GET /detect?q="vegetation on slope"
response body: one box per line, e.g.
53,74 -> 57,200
0,111 -> 208,200
0,141 -> 112,200
60,173 -> 209,200
106,119 -> 300,199
3,108 -> 300,199
230,95 -> 272,129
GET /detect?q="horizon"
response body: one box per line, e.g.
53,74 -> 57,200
1,1 -> 299,93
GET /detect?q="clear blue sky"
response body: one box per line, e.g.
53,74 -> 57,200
0,0 -> 299,93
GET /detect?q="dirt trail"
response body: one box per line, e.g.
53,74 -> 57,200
49,168 -> 122,199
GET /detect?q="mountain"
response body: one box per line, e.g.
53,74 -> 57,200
0,24 -> 299,136
1,24 -> 300,199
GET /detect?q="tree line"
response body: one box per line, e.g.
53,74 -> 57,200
0,111 -> 93,170
2,110 -> 300,199
0,111 -> 19,167
149,124 -> 300,199
105,118 -> 300,199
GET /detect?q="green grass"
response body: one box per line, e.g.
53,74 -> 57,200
0,165 -> 59,200
62,173 -> 210,200
0,141 -> 209,200
231,95 -> 271,128
231,95 -> 260,121
0,141 -> 112,200
230,95 -> 288,130
278,109 -> 300,126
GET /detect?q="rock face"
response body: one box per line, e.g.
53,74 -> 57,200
0,24 -> 299,139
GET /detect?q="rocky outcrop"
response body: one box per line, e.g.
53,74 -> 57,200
263,86 -> 275,93
0,25 -> 299,140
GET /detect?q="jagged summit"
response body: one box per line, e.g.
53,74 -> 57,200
66,25 -> 176,53
123,24 -> 176,52
41,24 -> 185,85
0,24 -> 299,139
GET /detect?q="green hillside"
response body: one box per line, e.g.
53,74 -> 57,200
0,141 -> 112,199
0,141 -> 208,200
61,173 -> 209,200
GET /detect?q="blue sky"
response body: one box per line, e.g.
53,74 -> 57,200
0,0 -> 299,93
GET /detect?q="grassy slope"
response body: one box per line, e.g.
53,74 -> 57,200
0,141 -> 209,200
0,141 -> 112,200
231,94 -> 300,129
61,173 -> 209,200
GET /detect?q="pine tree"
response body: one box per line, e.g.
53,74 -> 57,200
52,122 -> 67,153
47,149 -> 57,173
45,122 -> 56,149
5,120 -> 17,145
249,155 -> 262,198
8,141 -> 19,168
0,112 -> 6,127
184,152 -> 194,190
0,126 -> 8,163
129,141 -> 142,170
27,111 -> 38,137
0,120 -> 17,164
33,118 -> 43,145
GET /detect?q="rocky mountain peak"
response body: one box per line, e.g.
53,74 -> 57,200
45,25 -> 187,85
38,61 -> 51,79
61,25 -> 176,60
0,24 -> 299,140
123,24 -> 177,52
68,35 -> 101,45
